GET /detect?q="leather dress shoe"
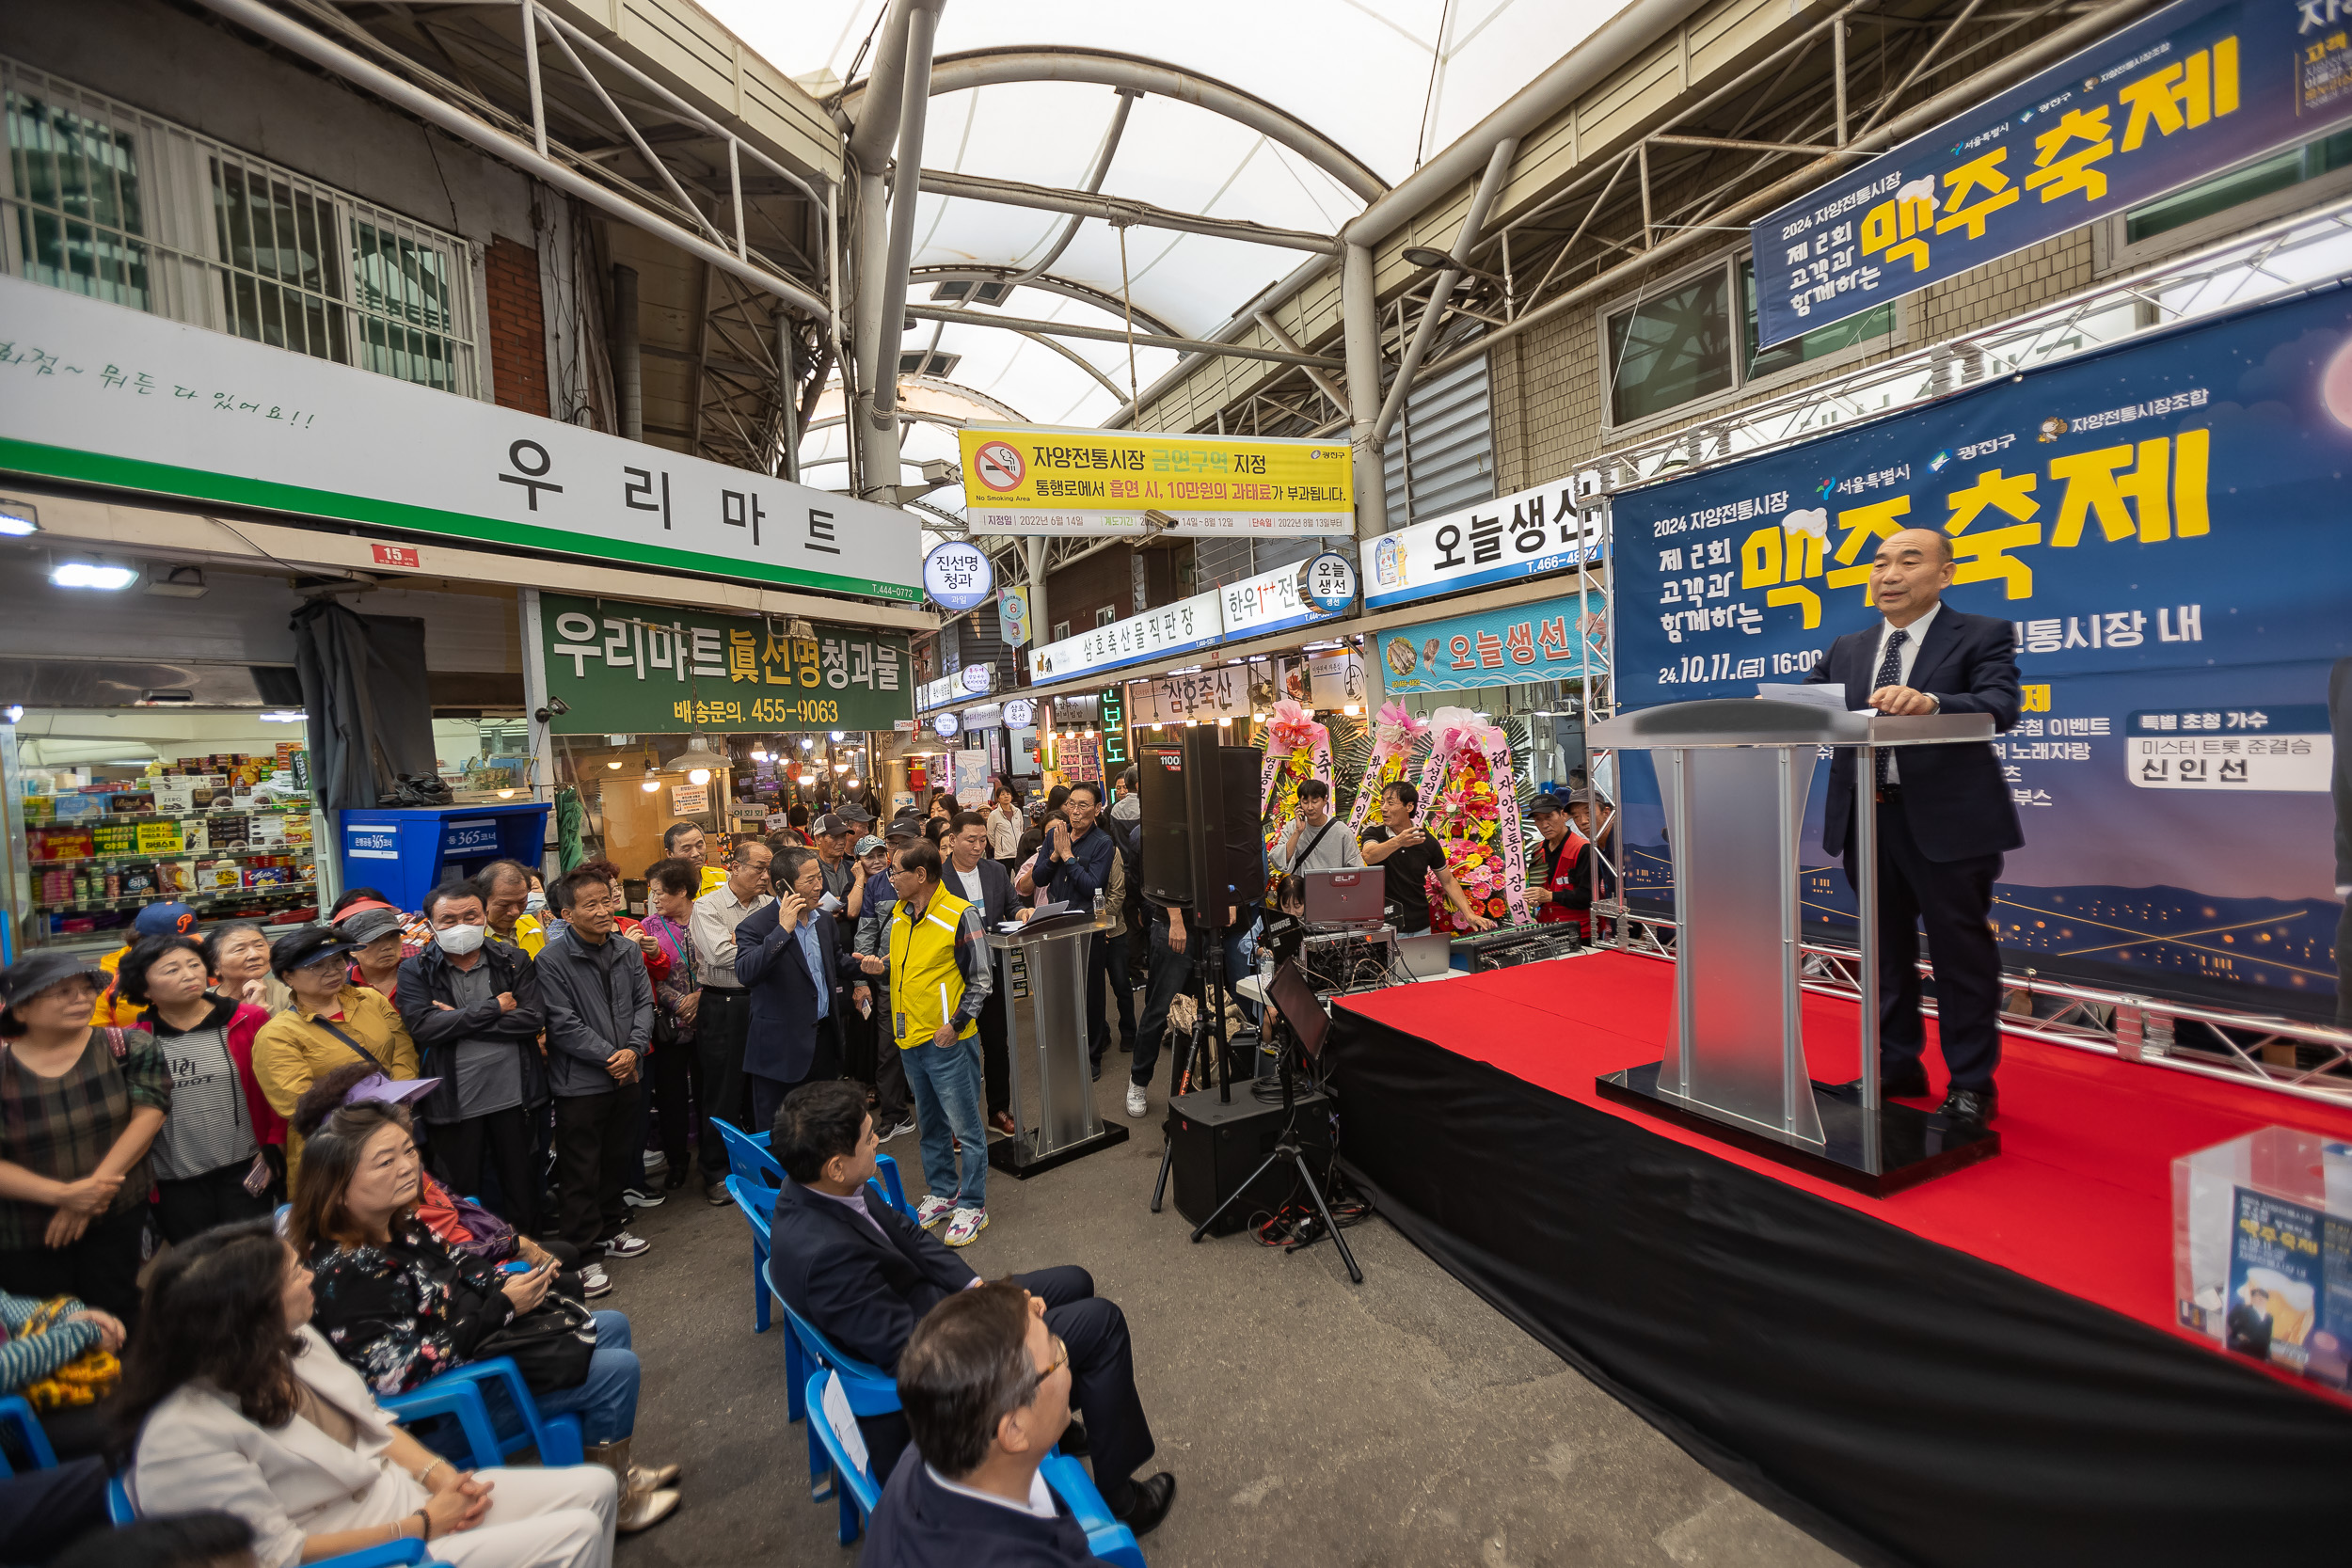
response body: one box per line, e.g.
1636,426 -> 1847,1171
1937,1085 -> 1997,1125
1837,1062 -> 1930,1100
1105,1472 -> 1177,1537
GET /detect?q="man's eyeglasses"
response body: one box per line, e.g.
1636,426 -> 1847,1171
1018,1334 -> 1071,1402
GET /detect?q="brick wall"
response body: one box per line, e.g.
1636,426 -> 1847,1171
485,236 -> 550,418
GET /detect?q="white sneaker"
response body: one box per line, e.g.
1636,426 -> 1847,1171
1125,1081 -> 1149,1119
579,1262 -> 612,1299
944,1207 -> 988,1246
914,1195 -> 955,1228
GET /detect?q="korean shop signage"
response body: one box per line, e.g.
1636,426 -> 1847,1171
1378,599 -> 1607,695
1364,474 -> 1605,610
1216,557 -> 1342,641
0,275 -> 920,599
1752,0 -> 2352,347
539,594 -> 911,734
957,424 -> 1352,536
1027,585 -> 1222,683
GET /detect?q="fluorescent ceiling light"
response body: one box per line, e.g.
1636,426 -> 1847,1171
0,510 -> 39,537
258,710 -> 308,722
52,562 -> 136,591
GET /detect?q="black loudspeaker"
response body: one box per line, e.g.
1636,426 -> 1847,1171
1182,726 -> 1265,915
1136,742 -> 1191,906
1167,1085 -> 1335,1235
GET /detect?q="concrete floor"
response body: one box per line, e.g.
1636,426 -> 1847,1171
602,1051 -> 1853,1568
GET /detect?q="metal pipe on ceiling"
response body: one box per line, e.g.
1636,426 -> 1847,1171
1373,135 -> 1516,447
189,0 -> 830,322
903,304 -> 1344,368
867,0 -> 946,443
1008,87 -> 1140,286
612,262 -> 642,442
914,166 -> 1338,254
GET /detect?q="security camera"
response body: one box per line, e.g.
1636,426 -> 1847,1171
532,695 -> 570,722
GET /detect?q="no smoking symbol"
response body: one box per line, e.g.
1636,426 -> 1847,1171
974,441 -> 1025,492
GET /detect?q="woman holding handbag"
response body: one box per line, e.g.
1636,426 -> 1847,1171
289,1098 -> 680,1532
252,927 -> 420,1197
0,952 -> 170,1324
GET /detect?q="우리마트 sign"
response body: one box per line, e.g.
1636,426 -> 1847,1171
1752,0 -> 2352,347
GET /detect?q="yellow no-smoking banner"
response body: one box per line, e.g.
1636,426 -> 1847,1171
956,424 -> 1353,537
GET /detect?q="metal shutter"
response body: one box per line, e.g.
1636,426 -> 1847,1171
1381,351 -> 1496,527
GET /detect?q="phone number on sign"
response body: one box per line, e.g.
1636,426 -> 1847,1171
750,697 -> 843,724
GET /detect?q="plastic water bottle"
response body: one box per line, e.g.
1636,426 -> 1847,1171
1092,886 -> 1106,920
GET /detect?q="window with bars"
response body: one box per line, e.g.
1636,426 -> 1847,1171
3,56 -> 479,399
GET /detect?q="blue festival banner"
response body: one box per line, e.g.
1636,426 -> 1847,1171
1611,282 -> 2352,1018
1753,0 -> 2352,348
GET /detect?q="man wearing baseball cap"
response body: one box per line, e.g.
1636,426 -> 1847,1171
87,902 -> 200,1027
1527,791 -> 1617,940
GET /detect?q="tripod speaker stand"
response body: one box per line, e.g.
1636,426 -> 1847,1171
1185,958 -> 1361,1283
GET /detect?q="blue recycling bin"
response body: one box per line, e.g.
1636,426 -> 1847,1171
338,803 -> 551,913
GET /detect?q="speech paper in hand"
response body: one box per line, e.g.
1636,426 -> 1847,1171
1755,683 -> 1860,712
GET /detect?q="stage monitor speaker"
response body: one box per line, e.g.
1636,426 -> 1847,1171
1183,726 -> 1264,914
1136,742 -> 1191,906
1167,1085 -> 1335,1235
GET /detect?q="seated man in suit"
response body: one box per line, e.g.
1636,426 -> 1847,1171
767,1080 -> 1176,1537
861,1280 -> 1100,1567
735,847 -> 857,1132
1806,525 -> 2023,1125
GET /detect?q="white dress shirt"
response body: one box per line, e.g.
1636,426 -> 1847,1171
926,1463 -> 1058,1520
1870,601 -> 1940,784
690,881 -> 774,989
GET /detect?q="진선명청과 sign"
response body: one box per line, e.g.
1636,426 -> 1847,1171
958,424 -> 1352,536
0,276 -> 921,600
1751,0 -> 2352,347
538,594 -> 912,734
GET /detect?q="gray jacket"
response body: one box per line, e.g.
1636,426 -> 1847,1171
535,923 -> 655,1098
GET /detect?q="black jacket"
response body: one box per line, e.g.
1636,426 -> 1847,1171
1806,605 -> 2024,863
943,855 -> 1019,927
394,940 -> 547,1120
768,1180 -> 975,1373
859,1449 -> 1096,1568
534,925 -> 654,1098
736,905 -> 854,1084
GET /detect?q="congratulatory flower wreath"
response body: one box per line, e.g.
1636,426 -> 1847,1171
1344,701 -> 1428,839
1259,699 -> 1332,900
1411,705 -> 1528,933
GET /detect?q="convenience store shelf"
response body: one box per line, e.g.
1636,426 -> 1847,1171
34,844 -> 310,868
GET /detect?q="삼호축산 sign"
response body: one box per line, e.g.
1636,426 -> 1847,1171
1752,0 -> 2352,348
0,274 -> 921,600
537,594 -> 912,734
957,424 -> 1352,536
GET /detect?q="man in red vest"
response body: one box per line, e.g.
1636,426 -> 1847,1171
1527,792 -> 1613,938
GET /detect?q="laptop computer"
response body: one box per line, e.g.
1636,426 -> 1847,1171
1394,931 -> 1454,980
1301,866 -> 1384,926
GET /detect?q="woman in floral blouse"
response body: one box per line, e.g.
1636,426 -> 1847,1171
287,1097 -> 680,1533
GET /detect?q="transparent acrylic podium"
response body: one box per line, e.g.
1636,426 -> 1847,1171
984,911 -> 1130,1179
1586,697 -> 2003,1196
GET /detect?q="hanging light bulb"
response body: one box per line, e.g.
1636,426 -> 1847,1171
1343,704 -> 1362,717
689,767 -> 710,785
1216,715 -> 1232,727
677,731 -> 723,788
640,766 -> 660,794
830,731 -> 844,742
606,759 -> 623,770
496,787 -> 516,800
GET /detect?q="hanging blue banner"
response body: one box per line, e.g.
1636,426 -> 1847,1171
1376,594 -> 1610,696
1753,0 -> 2352,348
1611,282 -> 2352,1019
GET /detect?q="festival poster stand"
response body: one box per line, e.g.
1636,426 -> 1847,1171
1260,699 -> 1333,897
1411,706 -> 1529,932
1345,701 -> 1430,838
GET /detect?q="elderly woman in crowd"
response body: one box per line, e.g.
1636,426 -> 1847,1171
288,1089 -> 679,1531
118,934 -> 282,1240
203,919 -> 293,1015
0,952 -> 169,1323
252,927 -> 419,1196
119,1219 -> 617,1568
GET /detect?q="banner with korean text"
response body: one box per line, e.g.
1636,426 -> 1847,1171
1753,0 -> 2352,348
538,594 -> 911,734
1378,596 -> 1610,697
0,276 -> 920,600
1612,283 -> 2352,1019
957,425 -> 1351,536
1364,474 -> 1607,610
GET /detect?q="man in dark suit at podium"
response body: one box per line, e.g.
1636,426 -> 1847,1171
1806,527 -> 2022,1126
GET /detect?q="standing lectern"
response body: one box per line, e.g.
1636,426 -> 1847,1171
1585,698 -> 2002,1195
984,912 -> 1129,1179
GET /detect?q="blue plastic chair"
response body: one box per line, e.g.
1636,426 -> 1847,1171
726,1142 -> 915,1339
107,1475 -> 441,1565
714,1117 -> 915,1217
762,1255 -> 898,1505
378,1355 -> 586,1469
798,1370 -> 1145,1564
0,1393 -> 57,1475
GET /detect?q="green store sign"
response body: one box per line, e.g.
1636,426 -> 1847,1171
540,594 -> 913,734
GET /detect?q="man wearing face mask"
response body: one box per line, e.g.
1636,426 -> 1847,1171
395,879 -> 548,1237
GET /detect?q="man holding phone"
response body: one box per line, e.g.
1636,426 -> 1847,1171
1360,781 -> 1494,937
735,847 -> 857,1132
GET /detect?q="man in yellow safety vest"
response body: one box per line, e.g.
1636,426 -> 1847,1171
871,838 -> 995,1247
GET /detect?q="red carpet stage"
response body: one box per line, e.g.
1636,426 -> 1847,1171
1327,952 -> 2352,1568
